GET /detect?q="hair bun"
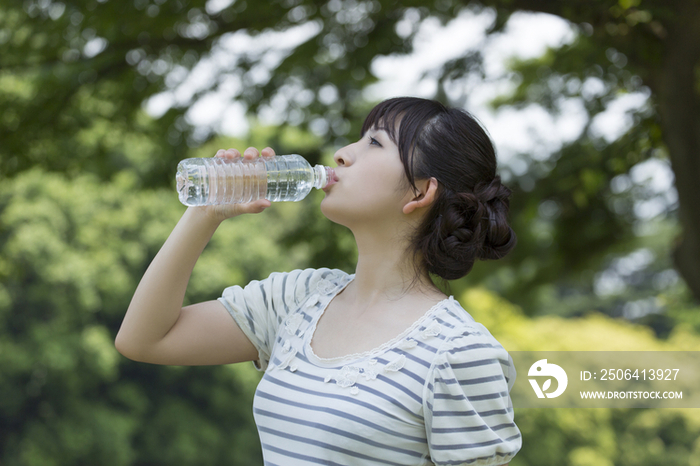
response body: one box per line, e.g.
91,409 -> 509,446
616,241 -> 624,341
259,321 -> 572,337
472,176 -> 517,261
415,177 -> 517,280
473,176 -> 511,205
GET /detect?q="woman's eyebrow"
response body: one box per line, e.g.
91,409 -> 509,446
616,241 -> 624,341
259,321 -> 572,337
369,127 -> 390,138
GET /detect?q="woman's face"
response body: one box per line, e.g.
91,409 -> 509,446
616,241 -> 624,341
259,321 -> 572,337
320,127 -> 415,230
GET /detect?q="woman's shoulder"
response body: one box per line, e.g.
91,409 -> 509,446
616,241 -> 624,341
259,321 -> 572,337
434,297 -> 498,337
431,297 -> 512,364
255,267 -> 351,292
310,267 -> 352,289
220,267 -> 351,312
279,267 -> 351,294
262,267 -> 348,281
425,297 -> 516,390
423,298 -> 521,466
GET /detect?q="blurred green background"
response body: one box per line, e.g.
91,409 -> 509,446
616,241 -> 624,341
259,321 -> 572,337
1,0 -> 699,465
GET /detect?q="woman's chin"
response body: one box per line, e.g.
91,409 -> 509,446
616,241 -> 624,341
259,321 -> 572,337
319,197 -> 338,221
319,197 -> 351,227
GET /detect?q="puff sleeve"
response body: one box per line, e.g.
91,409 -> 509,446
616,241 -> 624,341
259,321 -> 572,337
423,325 -> 521,466
218,268 -> 347,371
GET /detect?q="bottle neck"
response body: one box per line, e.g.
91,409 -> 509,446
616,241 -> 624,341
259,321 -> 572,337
312,165 -> 335,189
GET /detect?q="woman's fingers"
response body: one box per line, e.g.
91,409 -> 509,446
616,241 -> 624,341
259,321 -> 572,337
202,147 -> 275,222
215,148 -> 241,160
261,147 -> 276,158
238,199 -> 272,214
216,147 -> 272,161
242,147 -> 259,160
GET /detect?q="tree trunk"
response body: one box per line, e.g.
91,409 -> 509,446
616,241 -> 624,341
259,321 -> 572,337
652,4 -> 700,302
487,0 -> 700,302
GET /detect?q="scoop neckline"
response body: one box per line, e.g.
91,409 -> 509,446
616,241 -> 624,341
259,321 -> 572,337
305,278 -> 453,367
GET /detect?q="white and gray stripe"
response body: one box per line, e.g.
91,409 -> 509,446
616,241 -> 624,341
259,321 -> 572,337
220,268 -> 521,465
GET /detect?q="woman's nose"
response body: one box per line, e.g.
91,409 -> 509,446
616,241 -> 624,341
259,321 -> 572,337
333,145 -> 353,167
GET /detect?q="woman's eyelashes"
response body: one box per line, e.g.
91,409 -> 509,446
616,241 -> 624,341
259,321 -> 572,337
369,136 -> 382,147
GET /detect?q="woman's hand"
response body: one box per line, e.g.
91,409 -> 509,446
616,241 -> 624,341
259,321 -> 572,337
197,146 -> 276,224
115,146 -> 277,364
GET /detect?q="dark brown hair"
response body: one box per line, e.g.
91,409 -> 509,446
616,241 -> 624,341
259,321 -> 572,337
362,97 -> 517,280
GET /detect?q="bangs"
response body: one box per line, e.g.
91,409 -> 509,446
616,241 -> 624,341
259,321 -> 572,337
361,97 -> 447,189
361,99 -> 406,144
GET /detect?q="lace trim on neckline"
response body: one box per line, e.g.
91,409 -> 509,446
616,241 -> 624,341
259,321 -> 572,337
306,293 -> 454,366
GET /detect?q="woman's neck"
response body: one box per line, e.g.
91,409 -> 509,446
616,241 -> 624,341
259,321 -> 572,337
348,228 -> 444,307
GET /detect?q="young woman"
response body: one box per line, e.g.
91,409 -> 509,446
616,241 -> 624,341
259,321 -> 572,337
116,97 -> 521,465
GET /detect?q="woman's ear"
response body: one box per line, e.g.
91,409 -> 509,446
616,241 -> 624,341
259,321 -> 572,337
403,177 -> 439,215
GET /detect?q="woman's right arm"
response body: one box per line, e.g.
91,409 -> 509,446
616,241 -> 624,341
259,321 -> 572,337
114,148 -> 273,366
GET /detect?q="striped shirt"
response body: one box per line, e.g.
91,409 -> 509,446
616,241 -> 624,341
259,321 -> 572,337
219,268 -> 521,466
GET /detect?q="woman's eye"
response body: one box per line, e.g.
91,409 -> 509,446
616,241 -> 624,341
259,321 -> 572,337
369,136 -> 382,147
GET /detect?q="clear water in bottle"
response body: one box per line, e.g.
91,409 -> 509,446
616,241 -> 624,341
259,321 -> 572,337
176,155 -> 335,206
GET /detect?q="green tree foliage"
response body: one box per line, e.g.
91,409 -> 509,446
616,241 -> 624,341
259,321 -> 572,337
461,287 -> 700,466
3,0 -> 697,311
0,168 -> 278,464
483,0 -> 700,304
475,0 -> 696,318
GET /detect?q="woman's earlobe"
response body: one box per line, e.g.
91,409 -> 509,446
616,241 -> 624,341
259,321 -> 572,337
403,178 -> 439,215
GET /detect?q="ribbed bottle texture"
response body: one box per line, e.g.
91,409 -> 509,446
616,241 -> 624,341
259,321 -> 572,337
176,155 -> 335,206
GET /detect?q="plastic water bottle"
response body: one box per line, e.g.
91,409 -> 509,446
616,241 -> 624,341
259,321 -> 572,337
176,154 -> 336,206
